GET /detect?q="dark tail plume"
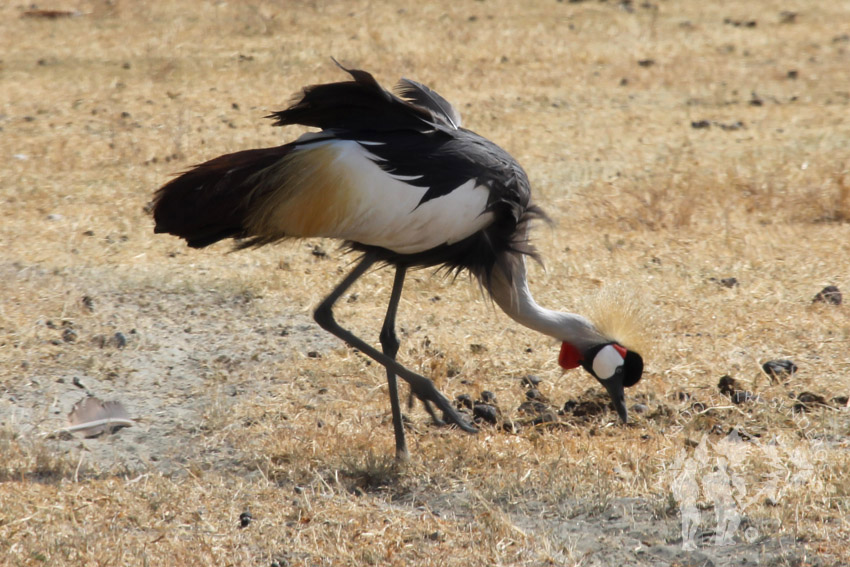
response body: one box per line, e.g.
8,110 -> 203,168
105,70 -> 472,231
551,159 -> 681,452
152,145 -> 290,248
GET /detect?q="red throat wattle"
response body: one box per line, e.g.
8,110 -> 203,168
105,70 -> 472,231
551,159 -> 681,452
558,342 -> 582,369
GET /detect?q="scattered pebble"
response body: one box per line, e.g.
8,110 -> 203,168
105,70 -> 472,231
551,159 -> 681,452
717,120 -> 745,131
62,328 -> 78,343
779,11 -> 797,24
793,392 -> 829,412
239,511 -> 252,528
718,375 -> 756,404
831,395 -> 849,407
524,388 -> 547,402
692,120 -> 745,131
813,285 -> 841,305
521,374 -> 541,388
724,17 -> 757,28
796,392 -> 827,405
472,403 -> 500,424
479,390 -> 496,404
563,398 -> 608,417
631,403 -> 650,414
22,9 -> 81,19
762,359 -> 797,383
673,391 -> 691,402
455,393 -> 473,410
111,332 -> 128,349
517,398 -> 547,413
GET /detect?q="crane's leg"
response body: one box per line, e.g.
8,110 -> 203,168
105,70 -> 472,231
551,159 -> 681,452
379,266 -> 410,462
314,253 -> 476,456
379,267 -> 450,458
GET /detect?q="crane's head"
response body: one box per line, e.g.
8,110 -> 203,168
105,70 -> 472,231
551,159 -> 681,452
559,341 -> 644,423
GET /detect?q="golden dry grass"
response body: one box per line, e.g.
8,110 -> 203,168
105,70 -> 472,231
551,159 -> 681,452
2,0 -> 850,565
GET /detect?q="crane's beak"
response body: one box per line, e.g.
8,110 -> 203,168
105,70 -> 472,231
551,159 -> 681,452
600,373 -> 629,423
585,343 -> 635,423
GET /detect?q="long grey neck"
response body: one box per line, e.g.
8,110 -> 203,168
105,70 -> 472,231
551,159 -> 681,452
489,255 -> 604,351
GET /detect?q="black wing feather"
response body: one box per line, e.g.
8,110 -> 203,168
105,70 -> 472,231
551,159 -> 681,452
395,78 -> 462,129
268,62 -> 433,132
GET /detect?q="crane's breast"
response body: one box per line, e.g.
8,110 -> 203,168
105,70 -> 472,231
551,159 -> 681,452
246,138 -> 494,254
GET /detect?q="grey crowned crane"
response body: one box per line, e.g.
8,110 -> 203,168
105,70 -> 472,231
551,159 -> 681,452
152,62 -> 644,461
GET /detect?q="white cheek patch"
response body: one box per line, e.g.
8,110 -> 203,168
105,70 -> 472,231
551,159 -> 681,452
592,344 -> 625,381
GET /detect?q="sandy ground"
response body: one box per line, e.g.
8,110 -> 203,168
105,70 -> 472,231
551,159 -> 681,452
2,1 -> 849,565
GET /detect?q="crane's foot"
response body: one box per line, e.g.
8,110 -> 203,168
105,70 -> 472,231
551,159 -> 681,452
407,381 -> 476,434
408,394 -> 447,427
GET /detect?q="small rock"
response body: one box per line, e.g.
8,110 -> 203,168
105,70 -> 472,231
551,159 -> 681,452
718,375 -> 755,404
719,277 -> 739,288
62,328 -> 78,343
531,410 -> 559,426
518,400 -> 549,415
762,359 -> 797,383
472,403 -> 500,424
831,395 -> 849,407
796,392 -> 827,405
239,511 -> 252,528
631,403 -> 650,414
521,375 -> 542,388
479,390 -> 496,404
813,285 -> 841,305
717,120 -> 745,131
793,392 -> 828,413
525,388 -> 546,401
563,399 -> 608,418
691,120 -> 711,129
779,11 -> 797,24
710,423 -> 726,435
673,390 -> 691,402
455,393 -> 473,410
717,375 -> 740,396
110,332 -> 127,349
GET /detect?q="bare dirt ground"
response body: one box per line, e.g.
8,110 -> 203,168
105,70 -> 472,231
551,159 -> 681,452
2,1 -> 849,565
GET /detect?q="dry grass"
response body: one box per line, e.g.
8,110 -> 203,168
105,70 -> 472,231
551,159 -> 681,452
2,0 -> 850,565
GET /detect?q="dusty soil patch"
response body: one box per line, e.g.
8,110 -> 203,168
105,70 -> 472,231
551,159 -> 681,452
2,0 -> 849,565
